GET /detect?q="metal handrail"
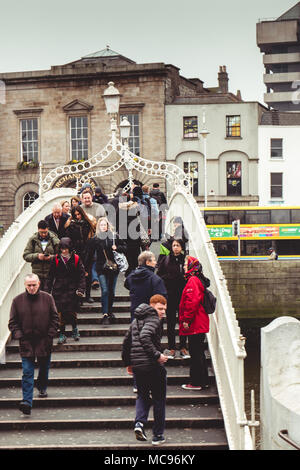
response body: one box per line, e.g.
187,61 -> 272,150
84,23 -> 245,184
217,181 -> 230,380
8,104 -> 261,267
278,430 -> 300,450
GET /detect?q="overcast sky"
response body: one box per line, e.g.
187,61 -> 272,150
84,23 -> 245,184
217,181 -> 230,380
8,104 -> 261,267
0,0 -> 297,103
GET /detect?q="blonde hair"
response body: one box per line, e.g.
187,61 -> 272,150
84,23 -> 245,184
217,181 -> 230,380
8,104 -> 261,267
96,217 -> 115,236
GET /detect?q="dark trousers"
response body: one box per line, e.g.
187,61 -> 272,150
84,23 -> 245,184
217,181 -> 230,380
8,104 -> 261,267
134,366 -> 167,437
125,243 -> 141,277
166,287 -> 186,350
188,333 -> 209,387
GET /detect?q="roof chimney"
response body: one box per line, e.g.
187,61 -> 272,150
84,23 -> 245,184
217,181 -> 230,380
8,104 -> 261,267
218,65 -> 229,93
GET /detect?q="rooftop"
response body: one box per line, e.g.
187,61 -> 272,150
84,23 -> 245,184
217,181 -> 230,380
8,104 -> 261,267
260,110 -> 300,125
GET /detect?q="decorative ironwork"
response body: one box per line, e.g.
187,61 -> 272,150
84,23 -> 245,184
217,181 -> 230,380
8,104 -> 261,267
41,133 -> 190,195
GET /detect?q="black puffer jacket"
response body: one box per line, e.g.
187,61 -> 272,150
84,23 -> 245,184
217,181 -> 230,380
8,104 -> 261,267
122,304 -> 163,371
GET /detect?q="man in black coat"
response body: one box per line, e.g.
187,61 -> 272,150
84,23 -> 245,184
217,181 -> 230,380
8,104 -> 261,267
124,251 -> 167,321
9,273 -> 59,415
122,295 -> 168,445
44,203 -> 69,239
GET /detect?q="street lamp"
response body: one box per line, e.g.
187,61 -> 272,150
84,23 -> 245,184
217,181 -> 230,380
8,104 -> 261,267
119,115 -> 131,141
199,109 -> 210,207
102,81 -> 121,115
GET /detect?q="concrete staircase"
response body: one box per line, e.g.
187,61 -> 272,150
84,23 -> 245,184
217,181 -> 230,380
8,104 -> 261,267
0,284 -> 228,450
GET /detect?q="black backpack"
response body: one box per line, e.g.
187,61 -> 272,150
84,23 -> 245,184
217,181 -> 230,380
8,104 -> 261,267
203,288 -> 217,315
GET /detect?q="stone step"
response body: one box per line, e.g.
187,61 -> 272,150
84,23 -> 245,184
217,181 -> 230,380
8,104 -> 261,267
1,352 -> 211,369
0,427 -> 228,450
6,337 -> 173,352
0,384 -> 219,403
0,367 -> 215,385
0,403 -> 224,429
80,303 -> 130,313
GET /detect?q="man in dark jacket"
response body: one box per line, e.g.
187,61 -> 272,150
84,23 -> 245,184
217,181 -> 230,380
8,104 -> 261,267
44,203 -> 69,239
8,273 -> 59,415
122,295 -> 168,446
124,251 -> 167,321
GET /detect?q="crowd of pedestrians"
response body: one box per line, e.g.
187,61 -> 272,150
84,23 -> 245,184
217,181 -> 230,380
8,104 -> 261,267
8,181 -> 215,446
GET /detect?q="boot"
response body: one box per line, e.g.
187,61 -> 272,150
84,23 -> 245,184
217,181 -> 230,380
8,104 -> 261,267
57,332 -> 67,344
72,327 -> 80,341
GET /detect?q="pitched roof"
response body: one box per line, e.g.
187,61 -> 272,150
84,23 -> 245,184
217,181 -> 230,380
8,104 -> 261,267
82,46 -> 121,59
81,46 -> 135,64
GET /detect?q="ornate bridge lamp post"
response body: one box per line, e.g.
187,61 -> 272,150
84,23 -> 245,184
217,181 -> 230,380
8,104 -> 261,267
102,82 -> 134,190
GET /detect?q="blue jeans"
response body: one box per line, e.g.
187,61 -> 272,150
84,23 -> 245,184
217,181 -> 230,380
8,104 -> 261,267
134,366 -> 167,437
21,355 -> 51,407
98,272 -> 119,314
91,261 -> 98,283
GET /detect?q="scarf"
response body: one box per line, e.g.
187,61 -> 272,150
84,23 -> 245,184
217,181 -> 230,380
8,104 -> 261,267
184,256 -> 200,280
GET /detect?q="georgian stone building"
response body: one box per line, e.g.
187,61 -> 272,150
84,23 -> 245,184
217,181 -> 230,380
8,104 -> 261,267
0,47 -> 256,229
0,47 -> 202,229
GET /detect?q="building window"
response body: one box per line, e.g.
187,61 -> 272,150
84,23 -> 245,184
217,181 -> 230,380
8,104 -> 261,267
227,162 -> 242,196
270,138 -> 283,158
70,116 -> 88,161
226,115 -> 241,137
120,114 -> 140,156
183,161 -> 199,196
271,173 -> 283,198
20,119 -> 38,162
23,191 -> 39,211
183,117 -> 198,138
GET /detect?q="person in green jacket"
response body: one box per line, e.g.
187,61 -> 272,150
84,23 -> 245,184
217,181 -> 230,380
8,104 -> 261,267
23,220 -> 60,290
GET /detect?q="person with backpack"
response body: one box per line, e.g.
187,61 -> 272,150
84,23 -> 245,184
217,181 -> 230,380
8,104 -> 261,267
179,256 -> 210,391
45,237 -> 86,344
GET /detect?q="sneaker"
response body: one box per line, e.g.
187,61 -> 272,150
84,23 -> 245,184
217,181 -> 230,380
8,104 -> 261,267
72,327 -> 80,341
19,401 -> 31,415
134,422 -> 147,441
101,314 -> 110,326
85,297 -> 94,303
108,313 -> 116,324
57,333 -> 67,344
181,383 -> 203,390
38,390 -> 48,398
91,281 -> 100,289
180,348 -> 191,359
152,435 -> 166,446
164,349 -> 176,359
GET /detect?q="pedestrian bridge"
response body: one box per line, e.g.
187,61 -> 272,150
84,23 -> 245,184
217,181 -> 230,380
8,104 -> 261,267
0,185 -> 254,450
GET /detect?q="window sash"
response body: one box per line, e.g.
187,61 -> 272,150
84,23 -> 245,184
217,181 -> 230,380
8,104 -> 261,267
270,138 -> 283,158
183,117 -> 198,139
70,116 -> 88,161
20,119 -> 38,162
226,115 -> 241,137
120,114 -> 140,156
270,173 -> 283,198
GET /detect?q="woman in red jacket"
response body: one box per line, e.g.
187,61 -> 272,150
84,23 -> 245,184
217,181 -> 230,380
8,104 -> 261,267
179,256 -> 210,390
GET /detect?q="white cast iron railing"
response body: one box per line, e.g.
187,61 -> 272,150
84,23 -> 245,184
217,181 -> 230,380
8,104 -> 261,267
0,188 -> 76,364
166,187 -> 253,450
0,168 -> 253,449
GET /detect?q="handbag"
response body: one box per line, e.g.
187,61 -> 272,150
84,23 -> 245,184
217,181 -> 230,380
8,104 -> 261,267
103,249 -> 118,273
112,234 -> 128,273
138,216 -> 150,250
